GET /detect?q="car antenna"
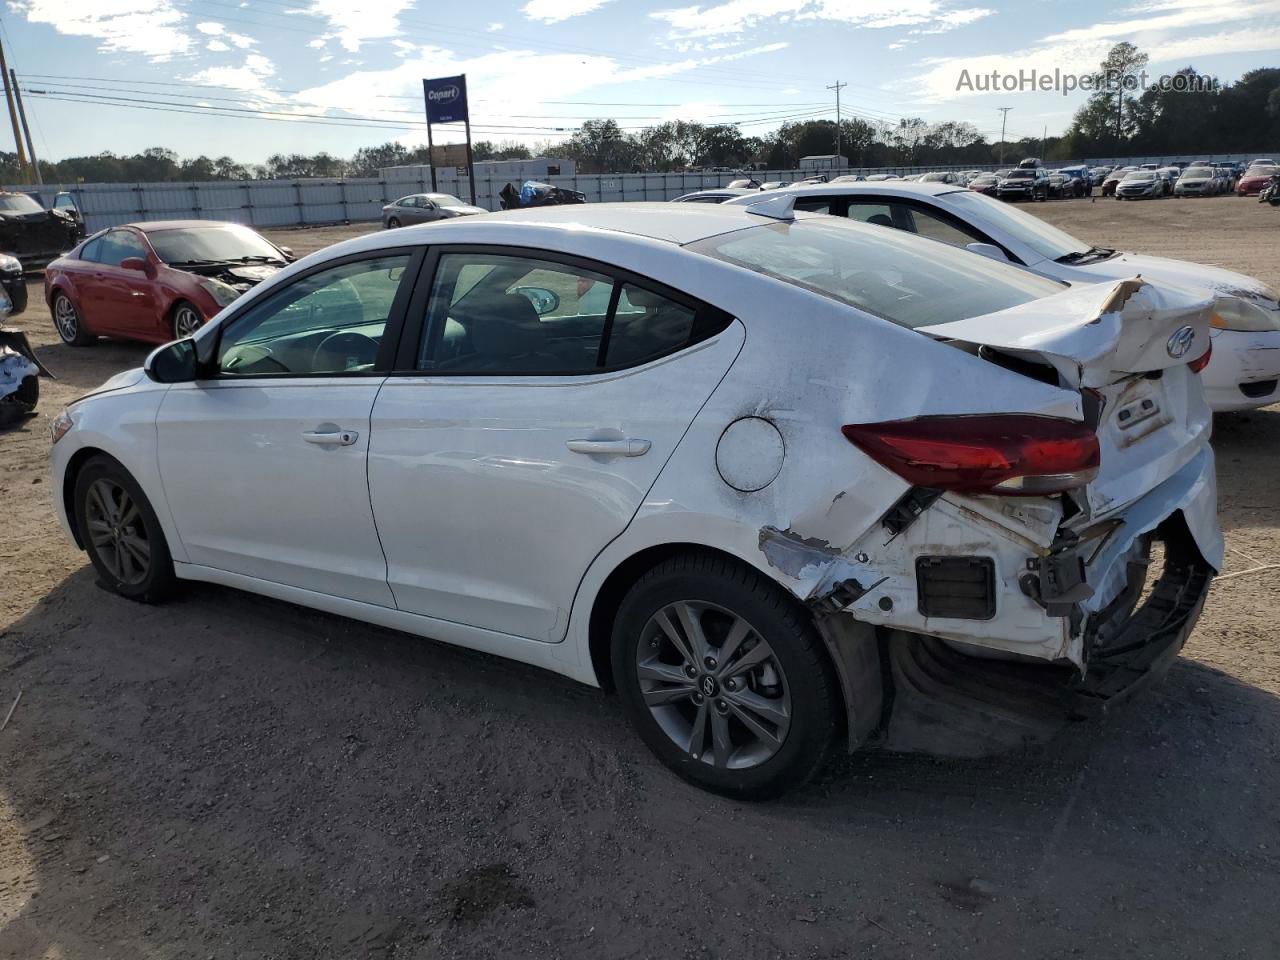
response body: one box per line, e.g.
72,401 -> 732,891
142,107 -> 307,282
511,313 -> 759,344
744,194 -> 796,221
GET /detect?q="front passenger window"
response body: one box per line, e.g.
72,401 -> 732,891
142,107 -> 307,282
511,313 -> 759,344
217,254 -> 409,377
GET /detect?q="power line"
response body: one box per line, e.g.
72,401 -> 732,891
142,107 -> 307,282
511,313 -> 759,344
19,78 -> 832,122
22,88 -> 836,138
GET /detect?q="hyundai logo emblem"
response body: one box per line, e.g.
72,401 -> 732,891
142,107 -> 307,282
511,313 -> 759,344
1166,325 -> 1196,359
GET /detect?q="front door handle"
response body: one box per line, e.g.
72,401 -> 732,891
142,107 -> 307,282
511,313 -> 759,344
566,438 -> 651,457
302,429 -> 359,446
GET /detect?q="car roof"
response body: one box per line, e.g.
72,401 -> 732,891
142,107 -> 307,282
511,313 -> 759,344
330,202 -> 829,253
123,220 -> 257,233
723,181 -> 965,206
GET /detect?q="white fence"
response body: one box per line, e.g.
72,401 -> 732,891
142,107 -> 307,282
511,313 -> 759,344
6,150 -> 1276,234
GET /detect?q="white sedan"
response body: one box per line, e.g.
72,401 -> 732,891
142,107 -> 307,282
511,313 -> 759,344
726,182 -> 1280,412
50,202 -> 1221,798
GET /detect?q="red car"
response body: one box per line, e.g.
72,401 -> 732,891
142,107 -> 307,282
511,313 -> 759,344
1236,164 -> 1277,196
44,220 -> 293,346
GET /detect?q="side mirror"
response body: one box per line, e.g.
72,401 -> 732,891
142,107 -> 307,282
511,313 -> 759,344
145,338 -> 199,383
120,257 -> 151,273
965,242 -> 1010,263
278,246 -> 295,262
512,285 -> 561,316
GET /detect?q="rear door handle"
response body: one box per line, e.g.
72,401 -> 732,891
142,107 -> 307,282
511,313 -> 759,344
302,429 -> 359,446
566,438 -> 650,457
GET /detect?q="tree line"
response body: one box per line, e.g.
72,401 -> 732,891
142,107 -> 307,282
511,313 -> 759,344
2,44 -> 1275,185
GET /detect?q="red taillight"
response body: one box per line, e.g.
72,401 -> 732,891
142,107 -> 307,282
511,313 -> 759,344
841,415 -> 1100,496
1188,342 -> 1212,373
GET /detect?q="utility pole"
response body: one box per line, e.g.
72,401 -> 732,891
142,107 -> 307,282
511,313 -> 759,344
996,107 -> 1012,165
10,70 -> 39,184
827,80 -> 847,163
0,34 -> 28,180
1041,124 -> 1047,161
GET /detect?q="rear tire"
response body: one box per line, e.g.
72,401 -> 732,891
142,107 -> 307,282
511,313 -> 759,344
73,456 -> 177,603
52,291 -> 94,346
611,552 -> 839,799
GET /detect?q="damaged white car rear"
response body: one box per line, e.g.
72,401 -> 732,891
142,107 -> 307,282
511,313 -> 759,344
49,204 -> 1220,799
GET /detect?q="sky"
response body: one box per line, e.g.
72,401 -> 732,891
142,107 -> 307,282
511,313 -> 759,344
2,0 -> 1279,164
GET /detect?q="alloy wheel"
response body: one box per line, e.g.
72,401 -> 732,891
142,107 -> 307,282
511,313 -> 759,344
635,600 -> 791,770
173,304 -> 203,339
54,296 -> 79,342
84,478 -> 151,586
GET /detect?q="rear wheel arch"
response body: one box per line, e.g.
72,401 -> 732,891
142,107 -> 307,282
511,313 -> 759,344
586,543 -> 847,711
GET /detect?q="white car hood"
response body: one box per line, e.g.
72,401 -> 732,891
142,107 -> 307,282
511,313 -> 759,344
1075,253 -> 1276,308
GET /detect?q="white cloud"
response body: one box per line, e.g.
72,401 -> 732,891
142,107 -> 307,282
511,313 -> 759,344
521,0 -> 615,23
652,0 -> 992,38
302,0 -> 416,52
1041,0 -> 1280,43
486,22 -> 505,31
184,53 -> 277,93
206,39 -> 230,52
295,42 -> 793,144
899,0 -> 1280,107
193,20 -> 256,48
10,0 -> 193,59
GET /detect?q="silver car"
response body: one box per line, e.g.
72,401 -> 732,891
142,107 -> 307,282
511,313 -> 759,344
381,193 -> 486,228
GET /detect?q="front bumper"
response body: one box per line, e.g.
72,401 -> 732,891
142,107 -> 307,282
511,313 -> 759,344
1202,328 -> 1280,412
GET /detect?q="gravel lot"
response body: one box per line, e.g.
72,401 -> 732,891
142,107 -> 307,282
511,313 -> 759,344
2,196 -> 1278,959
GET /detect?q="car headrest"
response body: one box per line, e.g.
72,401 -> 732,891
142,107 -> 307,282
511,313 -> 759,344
866,214 -> 893,228
623,287 -> 670,309
461,291 -> 544,358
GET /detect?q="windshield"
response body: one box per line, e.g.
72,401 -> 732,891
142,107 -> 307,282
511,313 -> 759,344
920,173 -> 949,182
1182,167 -> 1213,178
1124,172 -> 1155,181
148,225 -> 285,264
688,217 -> 1063,330
1005,170 -> 1034,179
0,194 -> 44,214
1247,165 -> 1277,177
941,190 -> 1090,260
432,194 -> 468,208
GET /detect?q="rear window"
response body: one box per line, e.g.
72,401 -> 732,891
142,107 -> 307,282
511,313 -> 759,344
688,217 -> 1064,330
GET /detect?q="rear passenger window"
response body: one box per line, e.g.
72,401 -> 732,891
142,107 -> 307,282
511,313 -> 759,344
844,202 -> 895,228
418,252 -> 730,375
606,284 -> 696,367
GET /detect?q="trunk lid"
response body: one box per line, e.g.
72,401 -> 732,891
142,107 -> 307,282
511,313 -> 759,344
917,278 -> 1215,518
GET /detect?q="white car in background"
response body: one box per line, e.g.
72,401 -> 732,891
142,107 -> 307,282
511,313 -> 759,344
49,202 -> 1220,798
727,182 -> 1280,412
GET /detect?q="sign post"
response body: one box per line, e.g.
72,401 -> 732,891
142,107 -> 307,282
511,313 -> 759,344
422,74 -> 476,205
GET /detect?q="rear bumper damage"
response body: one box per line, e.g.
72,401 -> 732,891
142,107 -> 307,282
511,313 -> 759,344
794,448 -> 1220,756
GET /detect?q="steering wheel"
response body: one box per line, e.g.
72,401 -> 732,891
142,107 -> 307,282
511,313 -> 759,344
313,331 -> 379,371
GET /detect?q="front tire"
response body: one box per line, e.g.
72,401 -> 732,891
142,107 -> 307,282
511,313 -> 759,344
73,456 -> 176,603
386,217 -> 401,229
52,291 -> 94,346
611,552 -> 839,799
170,300 -> 204,340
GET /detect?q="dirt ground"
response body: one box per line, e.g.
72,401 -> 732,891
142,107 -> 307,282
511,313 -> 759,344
2,196 -> 1278,959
